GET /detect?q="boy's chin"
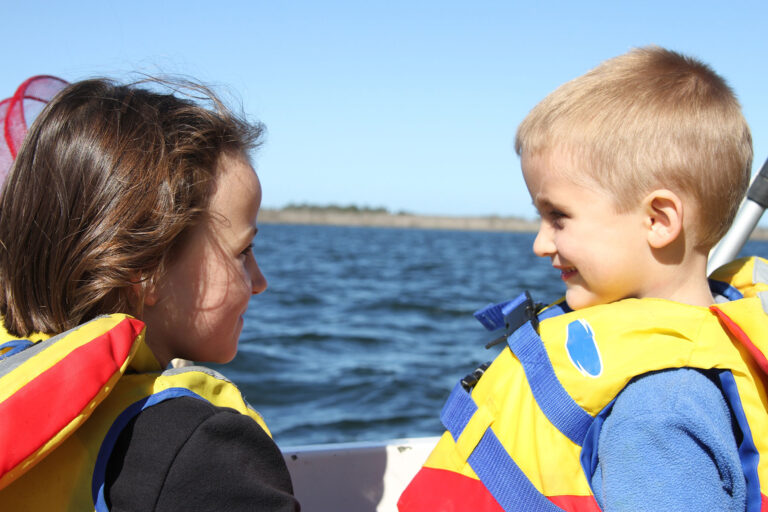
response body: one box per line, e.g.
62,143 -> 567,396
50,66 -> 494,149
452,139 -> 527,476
565,289 -> 606,311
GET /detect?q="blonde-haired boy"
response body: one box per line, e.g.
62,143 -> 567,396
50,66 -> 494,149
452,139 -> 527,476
517,46 -> 752,313
399,47 -> 761,512
516,46 -> 752,509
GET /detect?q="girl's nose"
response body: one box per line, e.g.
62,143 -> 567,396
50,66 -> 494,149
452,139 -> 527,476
248,257 -> 268,295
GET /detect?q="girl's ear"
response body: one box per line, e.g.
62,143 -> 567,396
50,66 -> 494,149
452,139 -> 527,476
132,274 -> 158,307
642,189 -> 683,249
142,284 -> 158,307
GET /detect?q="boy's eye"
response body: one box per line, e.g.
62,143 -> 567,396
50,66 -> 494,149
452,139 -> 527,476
547,210 -> 567,228
549,210 -> 566,219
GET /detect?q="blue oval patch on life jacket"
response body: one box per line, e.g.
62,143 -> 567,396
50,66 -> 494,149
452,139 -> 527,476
565,319 -> 603,378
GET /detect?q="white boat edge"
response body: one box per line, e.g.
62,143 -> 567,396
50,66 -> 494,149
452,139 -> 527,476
281,436 -> 440,512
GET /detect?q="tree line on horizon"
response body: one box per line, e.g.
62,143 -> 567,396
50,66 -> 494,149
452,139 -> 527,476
269,203 -> 558,224
279,203 -> 409,215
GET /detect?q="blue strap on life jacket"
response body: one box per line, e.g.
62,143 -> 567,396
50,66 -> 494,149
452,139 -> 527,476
474,292 -> 592,444
92,387 -> 208,511
708,277 -> 744,302
441,381 -> 563,511
717,370 -> 762,512
506,321 -> 593,445
0,339 -> 34,360
439,292 -> 591,511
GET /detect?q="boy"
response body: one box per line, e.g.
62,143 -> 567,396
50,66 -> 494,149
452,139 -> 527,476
399,47 -> 764,511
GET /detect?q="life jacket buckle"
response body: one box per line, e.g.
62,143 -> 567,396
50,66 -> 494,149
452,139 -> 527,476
0,339 -> 34,360
461,361 -> 491,391
504,291 -> 540,332
481,292 -> 541,349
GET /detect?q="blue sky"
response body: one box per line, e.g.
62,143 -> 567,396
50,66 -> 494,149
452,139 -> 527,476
3,0 -> 767,222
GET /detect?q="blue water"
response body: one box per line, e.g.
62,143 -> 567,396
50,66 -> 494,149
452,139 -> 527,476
213,224 -> 768,447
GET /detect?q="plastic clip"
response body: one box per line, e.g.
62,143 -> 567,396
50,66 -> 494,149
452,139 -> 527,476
484,292 -> 541,349
0,339 -> 34,361
461,361 -> 491,391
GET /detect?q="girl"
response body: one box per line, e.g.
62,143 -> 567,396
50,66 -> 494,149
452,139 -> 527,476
0,79 -> 300,511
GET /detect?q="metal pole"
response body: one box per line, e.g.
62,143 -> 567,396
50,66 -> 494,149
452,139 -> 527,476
708,157 -> 768,274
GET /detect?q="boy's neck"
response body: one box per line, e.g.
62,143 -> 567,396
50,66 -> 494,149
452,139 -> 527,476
644,249 -> 714,307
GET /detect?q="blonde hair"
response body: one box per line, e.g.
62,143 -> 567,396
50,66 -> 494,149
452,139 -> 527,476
515,46 -> 752,249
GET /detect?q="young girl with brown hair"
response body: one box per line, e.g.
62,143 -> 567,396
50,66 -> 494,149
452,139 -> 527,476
0,78 -> 300,511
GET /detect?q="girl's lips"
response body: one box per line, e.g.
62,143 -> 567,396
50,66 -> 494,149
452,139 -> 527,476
559,267 -> 577,281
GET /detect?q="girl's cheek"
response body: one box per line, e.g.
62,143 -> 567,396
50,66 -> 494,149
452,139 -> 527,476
233,263 -> 254,295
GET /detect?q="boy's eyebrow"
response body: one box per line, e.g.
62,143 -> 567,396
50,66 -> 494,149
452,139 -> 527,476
531,196 -> 553,211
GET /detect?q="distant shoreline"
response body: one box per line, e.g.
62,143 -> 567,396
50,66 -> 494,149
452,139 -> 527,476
259,208 -> 539,233
259,207 -> 768,240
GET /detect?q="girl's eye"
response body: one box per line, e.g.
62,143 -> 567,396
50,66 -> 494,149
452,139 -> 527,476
240,243 -> 254,257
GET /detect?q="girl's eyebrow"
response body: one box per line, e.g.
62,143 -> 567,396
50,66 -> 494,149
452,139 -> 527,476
237,226 -> 258,246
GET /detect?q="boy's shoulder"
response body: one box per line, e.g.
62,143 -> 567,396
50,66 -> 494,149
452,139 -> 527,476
609,367 -> 726,419
593,367 -> 746,509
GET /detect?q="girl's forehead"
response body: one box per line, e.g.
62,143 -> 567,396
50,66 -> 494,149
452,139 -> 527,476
207,154 -> 261,230
212,154 -> 260,198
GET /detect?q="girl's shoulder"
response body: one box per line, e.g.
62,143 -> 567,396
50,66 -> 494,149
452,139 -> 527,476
105,396 -> 299,512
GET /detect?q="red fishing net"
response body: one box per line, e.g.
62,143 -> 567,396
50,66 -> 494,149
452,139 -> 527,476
0,75 -> 68,186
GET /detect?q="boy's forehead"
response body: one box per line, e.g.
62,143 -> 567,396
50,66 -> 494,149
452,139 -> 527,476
522,146 -> 581,174
523,150 -> 623,207
522,150 -> 577,192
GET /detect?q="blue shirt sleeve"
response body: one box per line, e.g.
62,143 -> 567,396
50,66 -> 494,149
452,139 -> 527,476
591,368 -> 746,511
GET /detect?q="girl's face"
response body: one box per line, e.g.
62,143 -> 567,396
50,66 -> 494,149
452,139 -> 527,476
142,153 -> 267,367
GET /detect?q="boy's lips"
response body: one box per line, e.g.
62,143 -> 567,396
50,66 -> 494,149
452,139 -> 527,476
558,267 -> 577,281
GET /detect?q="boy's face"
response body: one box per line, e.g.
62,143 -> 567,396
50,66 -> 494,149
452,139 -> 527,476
521,151 -> 653,310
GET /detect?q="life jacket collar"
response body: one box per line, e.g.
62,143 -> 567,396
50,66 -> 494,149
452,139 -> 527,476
475,291 -> 543,350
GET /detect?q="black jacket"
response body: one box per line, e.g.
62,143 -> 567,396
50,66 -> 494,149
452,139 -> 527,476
104,396 -> 301,511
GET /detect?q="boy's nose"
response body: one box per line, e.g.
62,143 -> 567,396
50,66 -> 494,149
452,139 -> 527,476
532,225 -> 555,258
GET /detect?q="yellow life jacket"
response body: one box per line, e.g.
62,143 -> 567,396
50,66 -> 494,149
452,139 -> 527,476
399,256 -> 768,512
0,314 -> 270,511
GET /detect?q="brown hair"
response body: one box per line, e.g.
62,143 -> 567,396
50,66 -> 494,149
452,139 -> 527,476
0,78 -> 264,337
515,46 -> 753,249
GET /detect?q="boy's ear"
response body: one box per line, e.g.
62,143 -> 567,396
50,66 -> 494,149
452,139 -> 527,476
642,189 -> 683,249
